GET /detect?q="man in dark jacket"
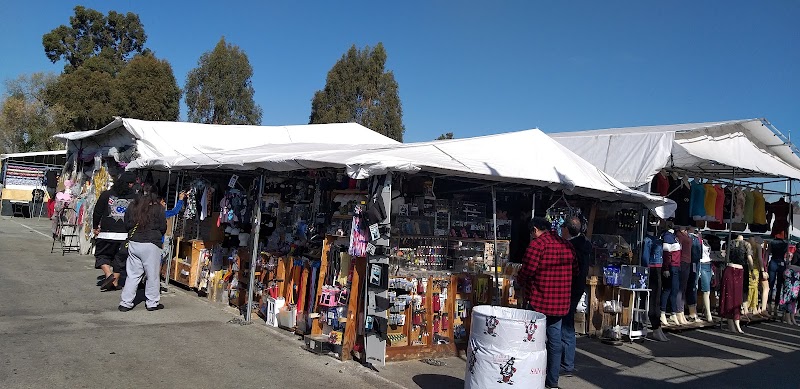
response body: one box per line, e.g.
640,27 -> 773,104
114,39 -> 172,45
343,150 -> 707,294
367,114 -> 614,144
559,216 -> 592,378
94,172 -> 137,290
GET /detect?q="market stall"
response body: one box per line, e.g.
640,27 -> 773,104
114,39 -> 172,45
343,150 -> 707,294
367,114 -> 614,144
50,118 -> 401,255
126,126 -> 674,364
550,118 -> 800,335
0,150 -> 66,217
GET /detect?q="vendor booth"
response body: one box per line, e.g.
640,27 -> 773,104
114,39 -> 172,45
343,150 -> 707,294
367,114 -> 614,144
0,150 -> 66,218
50,118 -> 401,254
124,127 -> 673,364
550,118 -> 800,334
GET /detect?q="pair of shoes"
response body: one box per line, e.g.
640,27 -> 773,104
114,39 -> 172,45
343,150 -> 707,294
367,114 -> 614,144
118,305 -> 133,312
146,304 -> 164,311
99,275 -> 114,290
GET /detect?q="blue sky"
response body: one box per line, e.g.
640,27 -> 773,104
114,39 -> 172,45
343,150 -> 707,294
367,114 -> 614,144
1,1 -> 798,144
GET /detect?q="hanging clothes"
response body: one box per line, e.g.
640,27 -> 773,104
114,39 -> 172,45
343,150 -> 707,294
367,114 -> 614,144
722,186 -> 734,223
667,176 -> 691,225
733,187 -> 745,223
713,185 -> 725,223
703,183 -> 717,221
768,198 -> 792,238
650,172 -> 669,196
752,191 -> 767,225
689,179 -> 706,220
743,190 -> 755,224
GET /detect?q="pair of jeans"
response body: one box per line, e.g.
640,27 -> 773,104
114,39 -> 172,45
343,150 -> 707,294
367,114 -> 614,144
561,301 -> 578,373
677,262 -> 691,311
545,315 -> 565,388
698,263 -> 712,292
685,263 -> 699,306
768,259 -> 786,304
648,267 -> 663,329
660,265 -> 681,313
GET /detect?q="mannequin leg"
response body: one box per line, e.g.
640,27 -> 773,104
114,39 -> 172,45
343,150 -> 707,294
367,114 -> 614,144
734,319 -> 744,333
702,292 -> 713,322
676,262 -> 690,325
760,280 -> 770,316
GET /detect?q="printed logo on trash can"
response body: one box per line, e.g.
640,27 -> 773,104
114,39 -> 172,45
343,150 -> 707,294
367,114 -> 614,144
497,357 -> 517,384
484,315 -> 499,337
522,319 -> 538,342
467,341 -> 478,374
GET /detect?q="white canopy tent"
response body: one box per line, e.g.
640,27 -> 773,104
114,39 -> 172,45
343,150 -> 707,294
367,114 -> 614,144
127,128 -> 676,218
53,117 -> 401,164
548,118 -> 800,189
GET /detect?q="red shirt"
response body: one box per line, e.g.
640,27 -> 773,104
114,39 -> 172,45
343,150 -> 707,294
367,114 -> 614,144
677,232 -> 693,264
517,231 -> 577,316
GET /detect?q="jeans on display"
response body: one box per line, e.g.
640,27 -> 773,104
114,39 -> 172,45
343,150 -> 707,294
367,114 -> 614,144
546,315 -> 565,388
768,260 -> 786,304
677,262 -> 691,312
661,266 -> 681,313
648,267 -> 663,329
686,263 -> 699,306
698,263 -> 712,292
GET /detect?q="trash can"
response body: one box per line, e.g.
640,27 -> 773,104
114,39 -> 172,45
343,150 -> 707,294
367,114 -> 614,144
465,305 -> 547,388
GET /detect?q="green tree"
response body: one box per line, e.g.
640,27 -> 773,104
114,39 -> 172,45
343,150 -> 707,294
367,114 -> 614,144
113,54 -> 181,121
0,73 -> 72,153
42,6 -> 147,74
435,132 -> 454,140
184,37 -> 262,125
309,43 -> 405,142
44,67 -> 115,131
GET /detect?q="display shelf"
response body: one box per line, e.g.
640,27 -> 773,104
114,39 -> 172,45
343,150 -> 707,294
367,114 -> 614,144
331,189 -> 368,195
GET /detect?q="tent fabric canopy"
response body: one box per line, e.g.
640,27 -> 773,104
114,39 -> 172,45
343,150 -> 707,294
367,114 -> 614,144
549,119 -> 800,188
54,117 -> 401,163
126,128 -> 677,218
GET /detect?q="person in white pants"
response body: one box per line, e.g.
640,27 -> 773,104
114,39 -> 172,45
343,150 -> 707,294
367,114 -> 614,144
118,192 -> 167,312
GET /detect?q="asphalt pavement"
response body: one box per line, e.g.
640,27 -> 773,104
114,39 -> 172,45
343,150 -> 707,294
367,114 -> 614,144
1,217 -> 798,389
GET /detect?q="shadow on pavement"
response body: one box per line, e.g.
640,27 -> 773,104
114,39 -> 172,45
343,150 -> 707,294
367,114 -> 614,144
412,374 -> 464,389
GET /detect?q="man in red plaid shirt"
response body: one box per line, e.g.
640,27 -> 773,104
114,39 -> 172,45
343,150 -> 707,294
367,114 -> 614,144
516,217 -> 577,389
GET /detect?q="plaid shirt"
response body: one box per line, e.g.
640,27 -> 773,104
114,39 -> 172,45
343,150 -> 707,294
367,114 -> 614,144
517,230 -> 577,316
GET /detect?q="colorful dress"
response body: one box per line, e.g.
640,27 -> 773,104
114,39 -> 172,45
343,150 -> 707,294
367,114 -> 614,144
779,266 -> 800,316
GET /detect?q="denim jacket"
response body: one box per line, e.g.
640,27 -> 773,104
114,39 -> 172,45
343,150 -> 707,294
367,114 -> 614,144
641,235 -> 664,267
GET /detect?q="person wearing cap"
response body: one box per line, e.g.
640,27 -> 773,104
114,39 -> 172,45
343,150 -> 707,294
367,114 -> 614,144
94,172 -> 137,290
516,217 -> 577,389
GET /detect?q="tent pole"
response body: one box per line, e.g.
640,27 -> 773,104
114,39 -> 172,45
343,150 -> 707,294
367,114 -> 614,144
728,168 -> 735,250
492,185 -> 499,304
790,179 -> 794,241
531,191 -> 536,219
246,173 -> 265,322
161,168 -> 174,292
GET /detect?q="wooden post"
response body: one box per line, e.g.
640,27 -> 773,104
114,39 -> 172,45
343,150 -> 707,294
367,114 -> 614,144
341,256 -> 365,361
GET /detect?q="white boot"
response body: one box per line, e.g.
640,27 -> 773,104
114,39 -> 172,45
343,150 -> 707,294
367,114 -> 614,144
660,311 -> 669,326
702,292 -> 713,322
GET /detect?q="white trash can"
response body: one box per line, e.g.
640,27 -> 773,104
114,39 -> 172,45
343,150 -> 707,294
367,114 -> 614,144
465,305 -> 547,388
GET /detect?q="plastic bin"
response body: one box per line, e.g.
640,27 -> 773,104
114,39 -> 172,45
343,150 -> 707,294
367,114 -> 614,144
465,305 -> 547,388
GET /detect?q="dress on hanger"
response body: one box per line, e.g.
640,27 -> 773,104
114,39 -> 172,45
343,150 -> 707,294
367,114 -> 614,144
722,186 -> 734,223
669,177 -> 692,226
650,172 -> 669,196
714,185 -> 725,223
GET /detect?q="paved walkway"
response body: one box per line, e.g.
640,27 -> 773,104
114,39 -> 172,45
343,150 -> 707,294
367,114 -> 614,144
1,217 -> 798,388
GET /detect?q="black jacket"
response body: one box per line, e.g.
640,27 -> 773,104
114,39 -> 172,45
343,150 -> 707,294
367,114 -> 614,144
93,188 -> 137,240
569,234 -> 593,303
124,202 -> 167,249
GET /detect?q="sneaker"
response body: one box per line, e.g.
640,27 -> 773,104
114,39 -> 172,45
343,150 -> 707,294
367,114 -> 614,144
118,305 -> 133,312
146,304 -> 164,311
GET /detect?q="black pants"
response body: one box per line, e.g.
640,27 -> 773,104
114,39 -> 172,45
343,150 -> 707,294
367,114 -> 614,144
94,239 -> 123,269
648,267 -> 662,330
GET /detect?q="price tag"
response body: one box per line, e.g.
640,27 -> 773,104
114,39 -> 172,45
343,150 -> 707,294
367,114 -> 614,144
228,174 -> 239,188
